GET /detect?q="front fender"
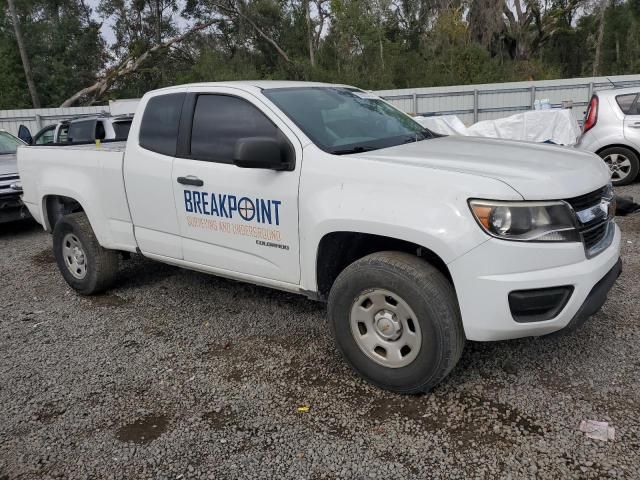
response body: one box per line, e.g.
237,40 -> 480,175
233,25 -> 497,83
298,147 -> 522,292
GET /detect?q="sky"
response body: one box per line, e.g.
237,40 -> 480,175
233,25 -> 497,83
86,0 -> 116,45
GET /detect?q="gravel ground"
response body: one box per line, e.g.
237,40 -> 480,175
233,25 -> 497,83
1,184 -> 639,480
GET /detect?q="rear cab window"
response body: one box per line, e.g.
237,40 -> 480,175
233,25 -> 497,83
113,120 -> 132,140
139,93 -> 185,156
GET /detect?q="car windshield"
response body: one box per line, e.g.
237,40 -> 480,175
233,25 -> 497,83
0,131 -> 22,155
262,87 -> 434,154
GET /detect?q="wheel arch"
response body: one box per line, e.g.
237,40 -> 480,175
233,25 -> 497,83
596,143 -> 640,158
314,231 -> 454,301
42,194 -> 86,232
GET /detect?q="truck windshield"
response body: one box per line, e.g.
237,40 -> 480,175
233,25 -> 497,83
0,131 -> 22,155
262,87 -> 433,155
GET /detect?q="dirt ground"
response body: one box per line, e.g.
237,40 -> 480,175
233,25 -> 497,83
1,184 -> 639,479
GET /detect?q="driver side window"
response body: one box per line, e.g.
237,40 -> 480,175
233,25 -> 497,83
189,95 -> 278,164
36,126 -> 55,145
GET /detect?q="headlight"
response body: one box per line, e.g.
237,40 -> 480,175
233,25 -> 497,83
469,200 -> 579,242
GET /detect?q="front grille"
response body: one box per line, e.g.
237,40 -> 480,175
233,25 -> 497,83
0,175 -> 20,193
564,186 -> 613,258
581,221 -> 608,250
565,186 -> 607,211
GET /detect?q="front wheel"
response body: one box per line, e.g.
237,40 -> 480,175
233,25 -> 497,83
53,212 -> 119,295
328,251 -> 465,394
599,147 -> 639,186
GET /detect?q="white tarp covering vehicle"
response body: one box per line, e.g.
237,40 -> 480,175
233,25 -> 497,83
415,109 -> 582,146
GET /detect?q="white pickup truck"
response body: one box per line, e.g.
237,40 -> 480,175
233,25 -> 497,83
18,81 -> 622,393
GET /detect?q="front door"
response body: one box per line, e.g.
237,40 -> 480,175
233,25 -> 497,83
171,87 -> 302,284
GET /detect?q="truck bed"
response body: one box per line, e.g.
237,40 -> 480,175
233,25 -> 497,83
17,142 -> 136,252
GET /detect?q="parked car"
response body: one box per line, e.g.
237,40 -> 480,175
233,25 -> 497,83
19,114 -> 133,145
576,87 -> 640,185
25,121 -> 70,145
0,130 -> 29,223
18,81 -> 621,393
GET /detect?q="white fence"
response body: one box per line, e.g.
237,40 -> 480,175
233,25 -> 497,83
1,74 -> 640,135
377,74 -> 640,125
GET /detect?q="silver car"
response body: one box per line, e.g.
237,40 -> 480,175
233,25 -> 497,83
576,86 -> 640,186
0,130 -> 29,223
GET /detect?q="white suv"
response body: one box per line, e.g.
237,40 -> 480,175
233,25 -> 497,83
20,115 -> 133,146
576,87 -> 640,185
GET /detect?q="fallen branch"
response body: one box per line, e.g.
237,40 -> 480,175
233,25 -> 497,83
60,21 -> 216,107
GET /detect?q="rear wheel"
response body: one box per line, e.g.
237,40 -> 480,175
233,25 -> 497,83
328,251 -> 465,394
599,147 -> 639,186
53,212 -> 119,295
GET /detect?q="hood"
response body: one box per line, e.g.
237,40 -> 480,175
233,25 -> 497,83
0,153 -> 18,177
357,136 -> 610,200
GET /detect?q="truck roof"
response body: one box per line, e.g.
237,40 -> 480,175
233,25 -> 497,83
151,80 -> 354,93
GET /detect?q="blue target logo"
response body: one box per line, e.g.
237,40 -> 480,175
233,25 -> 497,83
238,197 -> 256,221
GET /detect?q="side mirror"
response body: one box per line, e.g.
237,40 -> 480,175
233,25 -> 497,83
18,125 -> 33,145
233,136 -> 293,171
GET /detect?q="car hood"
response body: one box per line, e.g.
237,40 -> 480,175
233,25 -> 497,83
357,136 -> 610,199
0,153 -> 18,177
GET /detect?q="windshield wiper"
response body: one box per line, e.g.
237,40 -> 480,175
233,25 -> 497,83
402,131 -> 431,144
331,145 -> 380,155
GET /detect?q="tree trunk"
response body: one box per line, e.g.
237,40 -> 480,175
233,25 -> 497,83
304,0 -> 315,67
592,1 -> 608,76
154,0 -> 162,45
7,0 -> 41,108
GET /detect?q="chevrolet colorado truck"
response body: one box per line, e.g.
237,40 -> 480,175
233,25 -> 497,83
18,81 -> 622,393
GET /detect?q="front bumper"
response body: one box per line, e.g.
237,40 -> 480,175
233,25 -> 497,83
0,193 -> 31,224
448,223 -> 622,341
561,257 -> 621,333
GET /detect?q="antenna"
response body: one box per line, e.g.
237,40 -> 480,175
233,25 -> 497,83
606,77 -> 618,88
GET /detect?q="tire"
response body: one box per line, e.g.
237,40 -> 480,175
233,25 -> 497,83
328,251 -> 465,394
53,212 -> 119,295
598,146 -> 639,186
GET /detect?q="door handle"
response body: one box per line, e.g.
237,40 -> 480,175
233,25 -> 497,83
629,123 -> 640,129
177,176 -> 204,187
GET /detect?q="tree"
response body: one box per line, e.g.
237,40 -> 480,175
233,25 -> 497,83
5,0 -> 40,107
592,0 -> 610,75
2,0 -> 640,109
60,20 -> 216,106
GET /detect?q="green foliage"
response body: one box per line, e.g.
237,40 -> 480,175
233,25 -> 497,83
1,0 -> 639,107
0,26 -> 30,108
0,0 -> 106,108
